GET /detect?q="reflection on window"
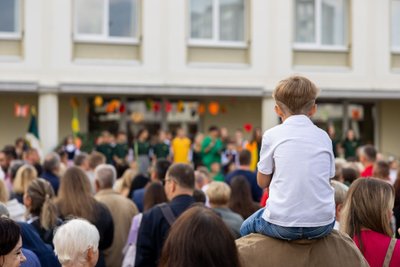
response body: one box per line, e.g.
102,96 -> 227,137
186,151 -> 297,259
75,0 -> 138,43
392,0 -> 400,51
294,0 -> 347,50
0,0 -> 20,37
189,0 -> 246,46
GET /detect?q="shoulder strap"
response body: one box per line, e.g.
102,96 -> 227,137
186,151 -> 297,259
383,237 -> 397,267
159,203 -> 176,226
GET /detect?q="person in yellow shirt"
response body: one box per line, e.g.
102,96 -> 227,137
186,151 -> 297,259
171,128 -> 192,164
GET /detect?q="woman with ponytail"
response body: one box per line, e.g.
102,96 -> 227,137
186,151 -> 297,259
23,178 -> 62,246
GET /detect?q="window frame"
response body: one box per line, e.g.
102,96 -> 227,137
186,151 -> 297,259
392,0 -> 400,53
187,0 -> 248,49
0,0 -> 22,40
293,0 -> 349,52
73,0 -> 140,45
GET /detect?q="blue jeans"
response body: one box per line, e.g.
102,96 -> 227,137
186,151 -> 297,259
240,208 -> 335,240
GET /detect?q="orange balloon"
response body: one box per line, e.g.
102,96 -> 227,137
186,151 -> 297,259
208,102 -> 219,116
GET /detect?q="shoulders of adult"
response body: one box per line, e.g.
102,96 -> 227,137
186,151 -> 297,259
236,231 -> 368,267
93,201 -> 114,250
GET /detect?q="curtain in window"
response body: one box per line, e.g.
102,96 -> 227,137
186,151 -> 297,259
109,0 -> 136,37
392,0 -> 400,47
220,0 -> 244,41
76,0 -> 104,35
295,0 -> 315,43
321,0 -> 345,45
190,0 -> 213,39
0,0 -> 19,33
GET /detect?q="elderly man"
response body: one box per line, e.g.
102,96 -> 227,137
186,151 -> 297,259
94,164 -> 138,267
41,152 -> 61,195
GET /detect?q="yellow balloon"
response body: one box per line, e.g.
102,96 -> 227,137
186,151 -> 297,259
94,96 -> 103,107
71,118 -> 80,133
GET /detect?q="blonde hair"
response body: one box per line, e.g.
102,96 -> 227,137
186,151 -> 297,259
0,179 -> 9,203
330,180 -> 348,206
206,182 -> 231,206
120,168 -> 137,190
26,178 -> 58,230
13,164 -> 37,194
273,75 -> 319,115
340,178 -> 394,252
53,218 -> 99,267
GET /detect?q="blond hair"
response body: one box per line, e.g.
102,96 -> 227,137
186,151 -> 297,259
206,182 -> 231,206
273,76 -> 319,115
0,179 -> 9,203
13,164 -> 37,194
340,178 -> 394,252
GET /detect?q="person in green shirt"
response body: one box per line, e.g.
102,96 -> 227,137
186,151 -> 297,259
151,130 -> 171,160
134,128 -> 151,175
341,129 -> 361,160
113,131 -> 129,177
201,126 -> 224,175
95,131 -> 114,165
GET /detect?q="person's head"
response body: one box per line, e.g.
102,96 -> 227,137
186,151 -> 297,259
129,174 -> 150,196
341,166 -> 360,185
272,76 -> 319,118
0,152 -> 7,173
359,145 -> 377,166
210,162 -> 221,174
143,182 -> 168,211
373,160 -> 390,181
137,128 -> 149,141
0,217 -> 26,267
12,164 -> 37,195
43,152 -> 61,175
116,131 -> 127,144
159,206 -> 241,267
57,167 -> 96,222
158,130 -> 166,141
8,160 -> 25,181
192,189 -> 206,204
239,150 -> 251,167
53,219 -> 99,267
208,126 -> 219,138
24,148 -> 40,165
88,152 -> 106,171
327,124 -> 336,138
100,131 -> 111,144
340,178 -> 395,251
94,164 -> 117,191
164,164 -> 195,201
24,178 -> 58,230
346,129 -> 355,140
14,138 -> 26,150
333,158 -> 347,182
74,153 -> 90,171
251,127 -> 262,143
220,127 -> 229,139
2,146 -> 17,165
151,159 -> 171,183
119,168 -> 138,190
194,170 -> 207,190
228,176 -> 258,219
331,180 -> 348,223
206,182 -> 231,208
176,127 -> 185,138
0,179 -> 9,203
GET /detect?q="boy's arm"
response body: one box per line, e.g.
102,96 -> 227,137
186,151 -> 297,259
257,171 -> 272,189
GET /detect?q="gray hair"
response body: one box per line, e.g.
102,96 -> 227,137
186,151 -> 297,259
94,164 -> 117,189
43,152 -> 60,173
53,218 -> 99,267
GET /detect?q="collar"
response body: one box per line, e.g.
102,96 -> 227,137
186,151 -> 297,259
283,115 -> 313,126
170,194 -> 194,204
96,188 -> 117,196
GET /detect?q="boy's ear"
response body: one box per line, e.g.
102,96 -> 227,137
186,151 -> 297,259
274,105 -> 284,117
308,104 -> 317,116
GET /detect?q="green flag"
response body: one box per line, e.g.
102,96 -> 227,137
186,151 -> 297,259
27,108 -> 39,139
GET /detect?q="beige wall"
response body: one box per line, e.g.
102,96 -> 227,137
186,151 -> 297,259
202,98 -> 261,139
58,95 -> 88,143
0,94 -> 38,147
379,100 -> 400,158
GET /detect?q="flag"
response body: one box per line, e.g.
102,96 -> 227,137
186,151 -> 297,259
25,106 -> 42,158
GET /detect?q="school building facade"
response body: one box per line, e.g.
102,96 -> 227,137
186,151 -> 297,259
0,0 -> 400,157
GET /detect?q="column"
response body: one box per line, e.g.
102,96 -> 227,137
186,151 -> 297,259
261,97 -> 279,131
39,93 -> 59,154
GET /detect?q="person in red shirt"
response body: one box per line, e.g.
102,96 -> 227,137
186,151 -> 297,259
340,178 -> 400,267
359,145 -> 377,177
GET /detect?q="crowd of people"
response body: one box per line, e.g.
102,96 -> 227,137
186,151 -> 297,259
1,75 -> 400,267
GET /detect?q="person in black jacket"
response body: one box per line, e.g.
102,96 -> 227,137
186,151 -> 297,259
135,163 -> 196,267
55,167 -> 114,267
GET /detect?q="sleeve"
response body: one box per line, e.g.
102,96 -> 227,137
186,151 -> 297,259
135,211 -> 156,267
257,133 -> 274,175
97,204 -> 114,250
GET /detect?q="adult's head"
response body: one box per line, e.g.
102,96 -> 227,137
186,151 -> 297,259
24,148 -> 40,165
53,219 -> 99,267
239,150 -> 251,167
341,165 -> 360,185
43,152 -> 61,175
340,178 -> 395,245
8,160 -> 25,181
94,164 -> 117,191
2,145 -> 17,168
164,163 -> 195,201
0,217 -> 26,266
143,182 -> 168,212
272,75 -> 319,116
358,145 -> 377,166
57,167 -> 97,222
13,164 -> 37,195
206,181 -> 231,208
24,178 -> 58,231
74,153 -> 90,171
151,159 -> 171,183
228,176 -> 259,220
192,189 -> 206,204
88,152 -> 106,171
372,160 -> 390,181
159,206 -> 241,267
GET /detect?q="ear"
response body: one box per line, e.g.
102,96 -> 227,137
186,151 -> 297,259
274,105 -> 285,118
308,104 -> 317,116
86,247 -> 98,266
95,180 -> 101,192
23,194 -> 32,208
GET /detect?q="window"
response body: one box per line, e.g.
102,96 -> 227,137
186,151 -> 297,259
74,0 -> 139,44
392,0 -> 400,52
294,0 -> 348,51
189,0 -> 246,47
0,0 -> 21,39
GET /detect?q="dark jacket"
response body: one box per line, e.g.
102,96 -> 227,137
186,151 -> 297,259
41,171 -> 60,195
135,195 -> 195,267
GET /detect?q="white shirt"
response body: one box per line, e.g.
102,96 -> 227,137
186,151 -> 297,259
258,115 -> 335,227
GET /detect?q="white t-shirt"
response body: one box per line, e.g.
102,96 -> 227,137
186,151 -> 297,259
258,115 -> 335,227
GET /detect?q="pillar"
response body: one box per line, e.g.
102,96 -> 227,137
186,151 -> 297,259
39,93 -> 59,154
261,97 -> 279,132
